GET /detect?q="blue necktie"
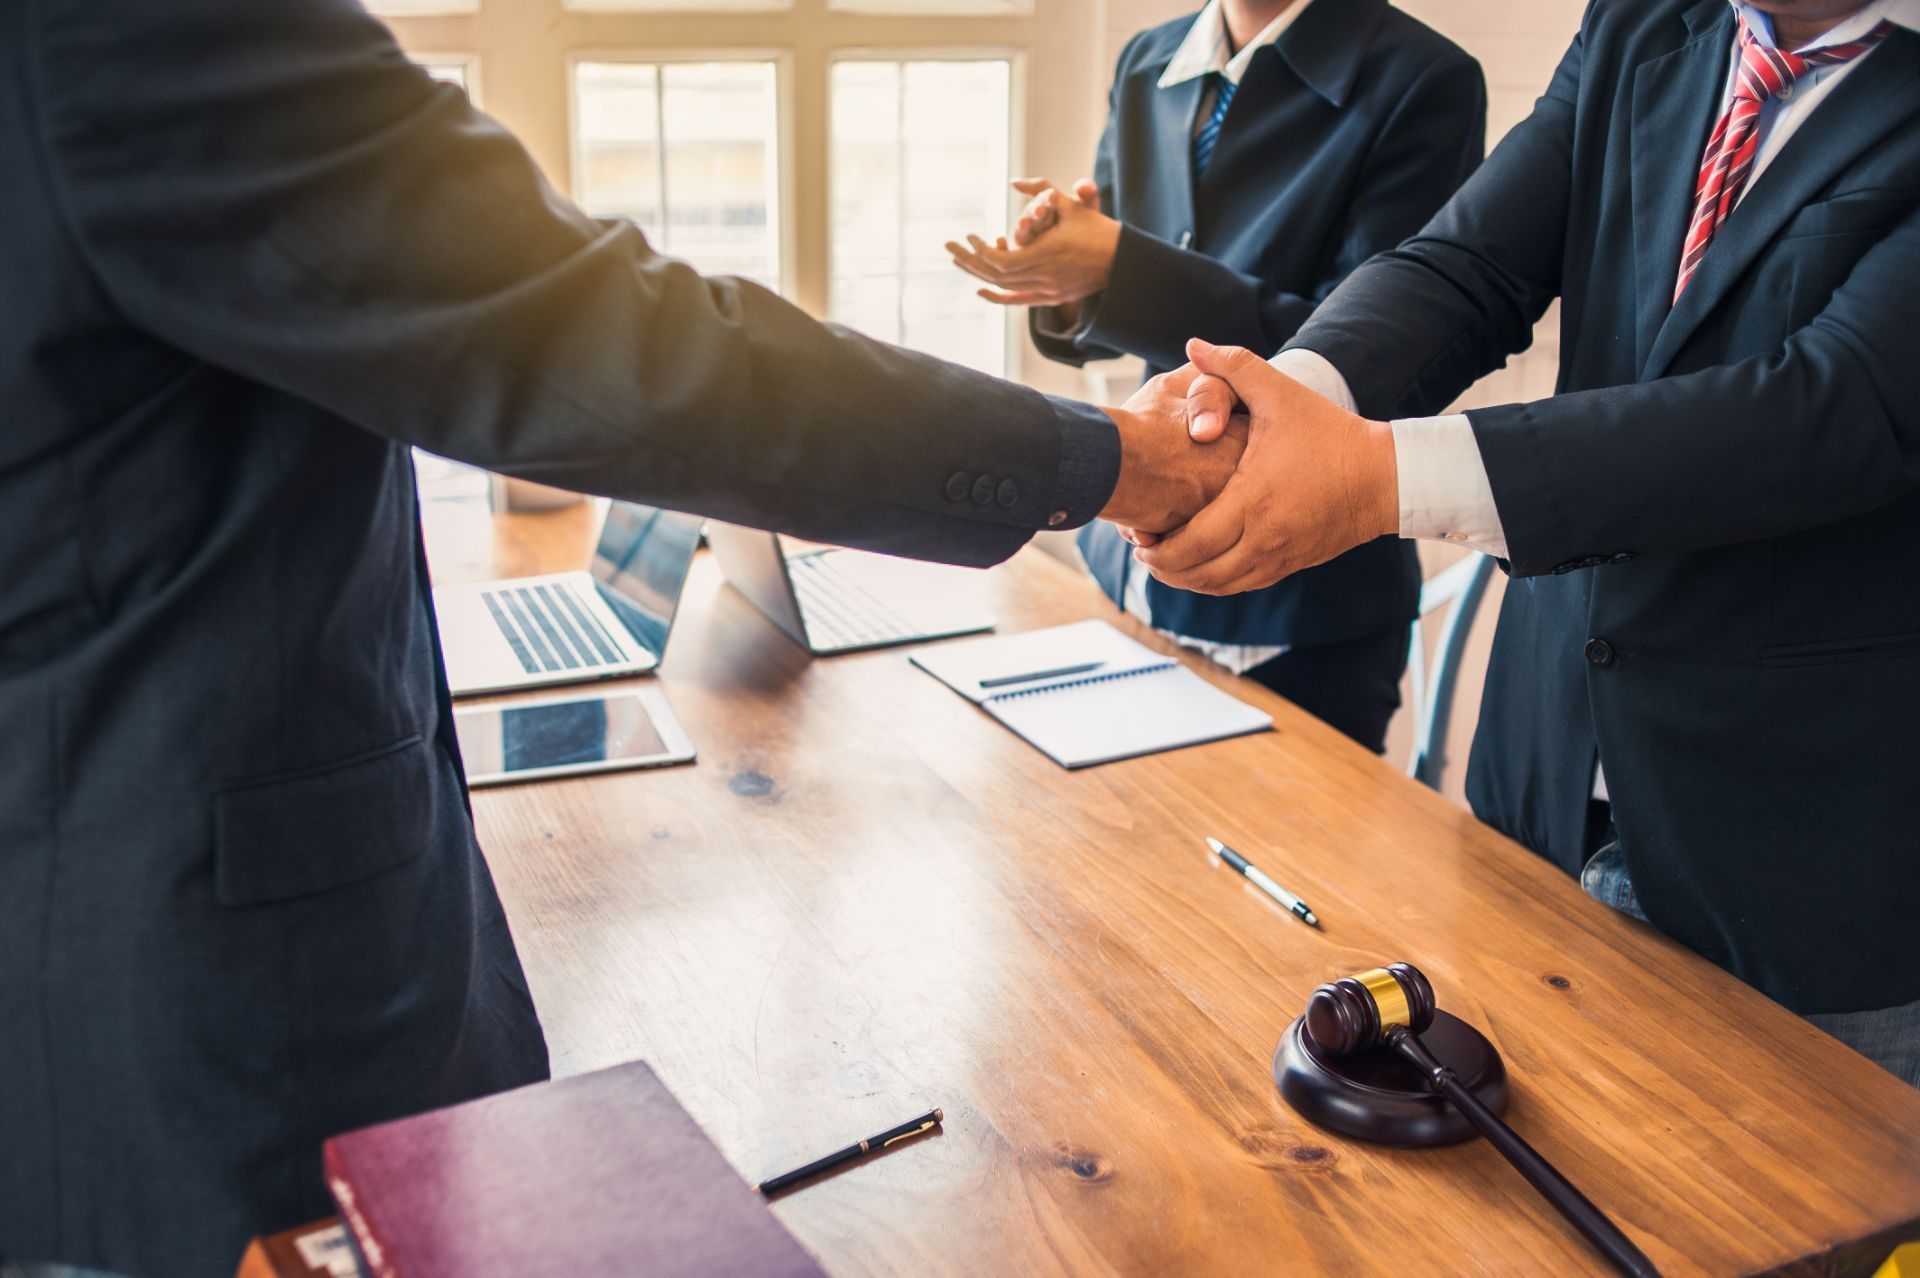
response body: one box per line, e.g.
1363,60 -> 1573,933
1192,76 -> 1236,182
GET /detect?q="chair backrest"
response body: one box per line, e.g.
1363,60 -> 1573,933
1406,553 -> 1496,791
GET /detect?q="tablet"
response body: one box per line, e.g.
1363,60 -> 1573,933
454,685 -> 696,787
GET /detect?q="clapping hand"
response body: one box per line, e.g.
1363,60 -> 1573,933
946,178 -> 1121,313
1127,339 -> 1400,594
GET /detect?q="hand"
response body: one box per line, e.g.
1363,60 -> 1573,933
1132,339 -> 1400,594
1009,177 -> 1101,247
945,177 -> 1121,309
1097,364 -> 1248,536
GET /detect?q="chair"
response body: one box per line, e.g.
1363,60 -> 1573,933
1406,553 -> 1496,790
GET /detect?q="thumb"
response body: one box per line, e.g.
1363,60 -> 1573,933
1186,373 -> 1237,443
1073,179 -> 1101,212
1185,338 -> 1277,402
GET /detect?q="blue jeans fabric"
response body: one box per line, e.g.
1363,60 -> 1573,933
1581,842 -> 1920,1088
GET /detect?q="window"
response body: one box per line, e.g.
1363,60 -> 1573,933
417,57 -> 478,98
573,60 -> 782,291
379,1 -> 1100,391
830,58 -> 1012,375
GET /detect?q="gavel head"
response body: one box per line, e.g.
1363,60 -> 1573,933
1303,963 -> 1436,1055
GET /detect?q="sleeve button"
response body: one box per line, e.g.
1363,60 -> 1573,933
996,479 -> 1019,509
944,471 -> 971,502
970,475 -> 996,506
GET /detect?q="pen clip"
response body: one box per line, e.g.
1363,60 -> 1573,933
880,1121 -> 936,1149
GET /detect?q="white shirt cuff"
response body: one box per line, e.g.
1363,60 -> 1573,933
1267,348 -> 1357,414
1390,413 -> 1510,560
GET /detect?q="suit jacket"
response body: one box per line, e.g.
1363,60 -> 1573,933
1053,0 -> 1485,648
1286,0 -> 1920,1015
0,1 -> 1117,1273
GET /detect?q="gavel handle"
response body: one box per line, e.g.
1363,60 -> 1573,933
1386,1028 -> 1661,1278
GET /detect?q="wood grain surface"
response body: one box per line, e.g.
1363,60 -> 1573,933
429,496 -> 1920,1277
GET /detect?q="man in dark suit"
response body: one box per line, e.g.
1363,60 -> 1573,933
948,0 -> 1484,751
1138,0 -> 1920,1082
0,1 -> 1241,1273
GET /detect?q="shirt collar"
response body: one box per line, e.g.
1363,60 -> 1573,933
1730,0 -> 1920,53
1157,0 -> 1316,89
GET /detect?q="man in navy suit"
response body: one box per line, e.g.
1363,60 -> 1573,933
949,0 -> 1484,751
1139,0 -> 1920,1082
0,1 -> 1242,1273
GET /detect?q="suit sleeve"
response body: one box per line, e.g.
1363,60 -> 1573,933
30,0 -> 1118,568
1077,53 -> 1487,370
1282,32 -> 1580,421
1029,39 -> 1130,368
1467,204 -> 1920,575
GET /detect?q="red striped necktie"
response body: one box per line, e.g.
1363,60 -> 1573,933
1673,16 -> 1894,302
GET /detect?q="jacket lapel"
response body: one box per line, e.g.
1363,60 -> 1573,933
1149,73 -> 1204,240
1629,1 -> 1732,378
1644,26 -> 1920,380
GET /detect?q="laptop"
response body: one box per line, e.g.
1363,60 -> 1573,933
705,522 -> 995,655
434,501 -> 704,698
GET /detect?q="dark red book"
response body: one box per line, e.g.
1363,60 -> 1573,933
322,1061 -> 826,1278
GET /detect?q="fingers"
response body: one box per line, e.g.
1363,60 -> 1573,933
976,287 -> 1073,307
1186,337 -> 1273,384
1186,373 -> 1237,443
1010,177 -> 1057,197
1134,492 -> 1251,589
947,236 -> 1033,286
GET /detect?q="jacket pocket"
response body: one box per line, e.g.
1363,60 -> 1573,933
1760,629 -> 1920,669
1772,187 -> 1915,242
213,733 -> 434,906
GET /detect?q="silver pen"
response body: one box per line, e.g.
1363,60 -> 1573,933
1208,838 -> 1320,927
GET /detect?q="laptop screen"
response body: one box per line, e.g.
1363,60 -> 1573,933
588,502 -> 705,656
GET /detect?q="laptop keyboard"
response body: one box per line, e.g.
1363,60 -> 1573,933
790,554 -> 929,650
480,582 -> 625,675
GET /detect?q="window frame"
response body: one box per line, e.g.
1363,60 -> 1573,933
826,44 -> 1026,378
566,47 -> 797,300
412,52 -> 484,103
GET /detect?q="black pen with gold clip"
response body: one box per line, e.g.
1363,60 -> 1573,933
756,1108 -> 944,1195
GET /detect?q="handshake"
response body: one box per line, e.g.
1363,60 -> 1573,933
1094,338 -> 1400,596
945,177 -> 1401,596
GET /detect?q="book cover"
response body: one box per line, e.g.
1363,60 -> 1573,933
323,1060 -> 826,1278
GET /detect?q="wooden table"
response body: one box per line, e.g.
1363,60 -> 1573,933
426,498 -> 1920,1277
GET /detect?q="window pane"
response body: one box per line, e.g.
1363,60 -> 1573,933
421,62 -> 472,93
830,59 -> 1011,377
574,61 -> 780,292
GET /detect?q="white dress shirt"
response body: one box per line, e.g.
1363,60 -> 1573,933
1273,0 -> 1918,798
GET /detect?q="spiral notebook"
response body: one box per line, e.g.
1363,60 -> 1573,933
909,619 -> 1271,768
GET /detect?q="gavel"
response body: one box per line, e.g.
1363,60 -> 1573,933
1305,963 -> 1661,1278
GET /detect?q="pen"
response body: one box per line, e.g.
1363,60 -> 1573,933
978,661 -> 1104,689
756,1108 -> 944,1195
1208,838 -> 1320,927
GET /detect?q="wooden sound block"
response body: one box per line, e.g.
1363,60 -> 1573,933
1273,1010 -> 1509,1147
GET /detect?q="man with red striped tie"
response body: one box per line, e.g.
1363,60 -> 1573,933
1131,0 -> 1920,1084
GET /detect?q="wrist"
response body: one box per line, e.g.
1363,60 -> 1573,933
1360,419 -> 1400,541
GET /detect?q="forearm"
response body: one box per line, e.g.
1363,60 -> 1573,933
39,0 -> 1119,568
1474,329 -> 1920,577
1088,224 -> 1317,366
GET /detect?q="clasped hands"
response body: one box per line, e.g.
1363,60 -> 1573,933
1099,340 -> 1400,595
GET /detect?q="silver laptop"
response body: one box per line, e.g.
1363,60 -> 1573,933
434,501 -> 704,698
706,522 -> 994,655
